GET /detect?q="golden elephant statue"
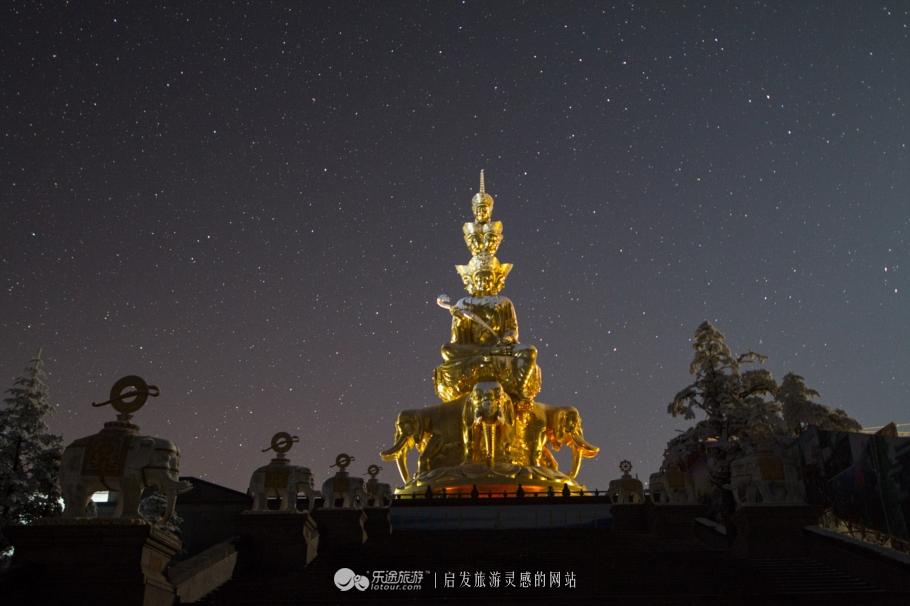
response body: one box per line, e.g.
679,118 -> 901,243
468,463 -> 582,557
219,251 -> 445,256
463,381 -> 515,467
542,405 -> 599,479
379,401 -> 467,483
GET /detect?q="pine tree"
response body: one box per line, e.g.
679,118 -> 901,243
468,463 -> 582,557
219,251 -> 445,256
778,372 -> 862,435
0,349 -> 63,560
668,321 -> 782,452
666,322 -> 783,518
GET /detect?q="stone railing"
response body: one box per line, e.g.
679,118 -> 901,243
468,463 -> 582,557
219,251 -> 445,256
392,487 -> 612,503
804,526 -> 910,593
166,537 -> 238,603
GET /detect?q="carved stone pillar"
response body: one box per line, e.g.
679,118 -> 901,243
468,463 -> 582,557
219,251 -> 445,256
311,508 -> 367,553
235,511 -> 319,572
363,507 -> 392,539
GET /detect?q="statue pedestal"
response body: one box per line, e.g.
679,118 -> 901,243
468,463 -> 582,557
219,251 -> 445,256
731,504 -> 822,558
364,507 -> 392,539
235,511 -> 318,572
312,509 -> 367,553
4,519 -> 179,606
649,504 -> 708,540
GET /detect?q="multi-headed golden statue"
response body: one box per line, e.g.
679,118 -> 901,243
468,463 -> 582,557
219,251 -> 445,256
381,171 -> 599,495
433,252 -> 541,403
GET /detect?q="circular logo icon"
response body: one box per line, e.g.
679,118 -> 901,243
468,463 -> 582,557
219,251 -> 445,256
334,568 -> 370,591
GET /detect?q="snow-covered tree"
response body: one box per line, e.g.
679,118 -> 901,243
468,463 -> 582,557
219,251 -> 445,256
664,322 -> 783,518
139,490 -> 184,535
0,349 -> 63,560
778,372 -> 862,435
668,321 -> 782,455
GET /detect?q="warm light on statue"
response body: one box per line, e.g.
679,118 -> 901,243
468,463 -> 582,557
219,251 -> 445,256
380,171 -> 600,495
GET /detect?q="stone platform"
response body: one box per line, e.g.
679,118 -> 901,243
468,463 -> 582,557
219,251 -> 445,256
4,518 -> 180,606
389,493 -> 612,530
4,502 -> 909,605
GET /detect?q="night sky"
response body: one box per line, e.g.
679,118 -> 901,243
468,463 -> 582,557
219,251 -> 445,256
2,2 -> 908,492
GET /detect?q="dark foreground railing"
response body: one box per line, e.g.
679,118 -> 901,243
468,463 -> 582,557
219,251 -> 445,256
389,487 -> 626,506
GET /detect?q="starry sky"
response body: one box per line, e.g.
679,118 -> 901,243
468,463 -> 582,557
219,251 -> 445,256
1,2 -> 908,492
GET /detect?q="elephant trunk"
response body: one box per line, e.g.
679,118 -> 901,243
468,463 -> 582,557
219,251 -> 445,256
155,474 -> 193,495
483,423 -> 496,467
380,433 -> 410,460
381,433 -> 412,483
570,431 -> 599,456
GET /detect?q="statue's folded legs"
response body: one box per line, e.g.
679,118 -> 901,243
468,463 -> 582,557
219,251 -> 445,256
434,345 -> 540,403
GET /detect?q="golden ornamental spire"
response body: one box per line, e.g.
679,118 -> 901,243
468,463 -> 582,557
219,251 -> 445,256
464,170 -> 503,258
470,170 -> 495,224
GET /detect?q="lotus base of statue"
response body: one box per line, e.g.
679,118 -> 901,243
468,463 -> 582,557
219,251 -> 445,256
393,462 -> 587,496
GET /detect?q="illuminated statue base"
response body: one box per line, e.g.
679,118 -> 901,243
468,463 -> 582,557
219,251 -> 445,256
393,463 -> 587,496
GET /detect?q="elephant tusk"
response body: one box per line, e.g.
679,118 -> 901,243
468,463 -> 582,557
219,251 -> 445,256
570,431 -> 599,457
394,452 -> 409,484
567,431 -> 598,480
570,449 -> 583,480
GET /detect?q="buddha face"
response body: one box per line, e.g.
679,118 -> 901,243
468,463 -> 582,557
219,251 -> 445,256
472,270 -> 495,295
457,254 -> 510,296
471,193 -> 493,223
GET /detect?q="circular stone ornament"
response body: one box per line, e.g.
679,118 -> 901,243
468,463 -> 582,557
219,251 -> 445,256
270,432 -> 298,454
333,453 -> 354,471
107,375 -> 159,414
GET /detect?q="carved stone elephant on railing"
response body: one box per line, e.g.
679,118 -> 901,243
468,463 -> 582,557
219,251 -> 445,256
364,478 -> 393,507
248,463 -> 320,512
649,472 -> 670,504
659,467 -> 695,503
321,473 -> 365,509
661,436 -> 713,504
730,450 -> 805,505
61,426 -> 192,521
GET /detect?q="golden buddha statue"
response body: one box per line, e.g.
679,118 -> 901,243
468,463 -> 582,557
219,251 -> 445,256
462,170 -> 503,256
380,171 -> 599,496
433,253 -> 541,403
